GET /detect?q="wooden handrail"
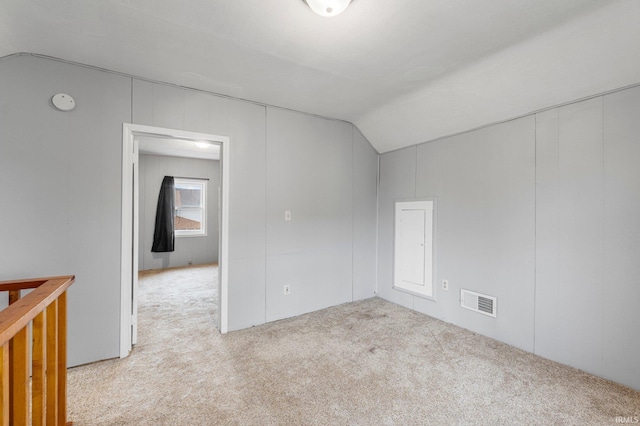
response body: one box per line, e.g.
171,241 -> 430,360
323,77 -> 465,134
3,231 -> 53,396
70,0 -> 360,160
0,275 -> 75,426
0,276 -> 75,293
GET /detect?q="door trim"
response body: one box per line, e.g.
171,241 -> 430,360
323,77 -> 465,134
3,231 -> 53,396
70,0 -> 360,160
120,123 -> 230,358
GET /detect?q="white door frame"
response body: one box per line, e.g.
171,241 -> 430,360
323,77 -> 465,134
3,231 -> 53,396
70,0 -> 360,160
120,123 -> 230,358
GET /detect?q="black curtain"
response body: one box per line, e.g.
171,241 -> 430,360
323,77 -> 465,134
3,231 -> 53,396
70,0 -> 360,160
151,176 -> 175,252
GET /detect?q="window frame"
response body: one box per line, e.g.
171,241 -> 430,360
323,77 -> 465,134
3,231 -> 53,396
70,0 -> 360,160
173,178 -> 207,238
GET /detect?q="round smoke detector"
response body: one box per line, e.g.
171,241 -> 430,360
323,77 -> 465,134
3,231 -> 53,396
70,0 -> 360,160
51,93 -> 76,111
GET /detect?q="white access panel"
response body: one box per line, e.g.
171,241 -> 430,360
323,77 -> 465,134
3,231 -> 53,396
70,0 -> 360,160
398,209 -> 426,285
393,199 -> 434,298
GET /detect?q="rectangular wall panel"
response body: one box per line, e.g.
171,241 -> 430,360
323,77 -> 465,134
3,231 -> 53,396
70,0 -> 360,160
0,55 -> 131,366
534,108 -> 561,357
602,86 -> 640,389
537,98 -> 604,374
265,108 -> 353,322
413,117 -> 536,351
352,128 -> 379,301
227,100 -> 267,331
377,147 -> 417,309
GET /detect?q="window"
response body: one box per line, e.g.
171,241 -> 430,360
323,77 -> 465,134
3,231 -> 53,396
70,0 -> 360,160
174,178 -> 207,237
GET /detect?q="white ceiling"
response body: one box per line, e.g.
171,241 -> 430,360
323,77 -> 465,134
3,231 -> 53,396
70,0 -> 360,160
2,0 -> 639,153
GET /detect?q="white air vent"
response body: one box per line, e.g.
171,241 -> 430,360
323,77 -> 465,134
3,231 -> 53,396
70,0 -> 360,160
460,289 -> 497,318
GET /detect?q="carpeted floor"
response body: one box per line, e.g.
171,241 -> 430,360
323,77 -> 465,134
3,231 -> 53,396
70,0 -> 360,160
67,264 -> 640,425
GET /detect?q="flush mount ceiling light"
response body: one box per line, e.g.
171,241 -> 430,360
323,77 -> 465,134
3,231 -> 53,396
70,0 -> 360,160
303,0 -> 352,17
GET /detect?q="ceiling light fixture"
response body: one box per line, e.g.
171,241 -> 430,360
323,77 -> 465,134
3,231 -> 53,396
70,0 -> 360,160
303,0 -> 352,17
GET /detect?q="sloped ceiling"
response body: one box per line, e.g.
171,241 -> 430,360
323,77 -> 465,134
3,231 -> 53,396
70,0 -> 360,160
1,0 -> 639,153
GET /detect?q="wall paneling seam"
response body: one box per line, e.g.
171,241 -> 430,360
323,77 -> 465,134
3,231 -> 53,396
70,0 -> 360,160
264,106 -> 268,325
533,113 -> 537,353
600,96 -> 605,367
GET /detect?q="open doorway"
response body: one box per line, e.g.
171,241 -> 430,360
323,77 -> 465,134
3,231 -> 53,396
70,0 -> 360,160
137,139 -> 220,344
121,124 -> 230,359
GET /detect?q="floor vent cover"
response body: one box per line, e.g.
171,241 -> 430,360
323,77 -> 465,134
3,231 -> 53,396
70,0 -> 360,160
460,289 -> 497,318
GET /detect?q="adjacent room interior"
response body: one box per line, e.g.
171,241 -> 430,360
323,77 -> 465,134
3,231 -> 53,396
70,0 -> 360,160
1,0 -> 639,424
136,135 -> 221,333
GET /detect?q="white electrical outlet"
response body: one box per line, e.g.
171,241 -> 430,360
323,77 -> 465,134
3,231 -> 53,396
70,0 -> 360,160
284,210 -> 292,221
442,280 -> 449,291
283,284 -> 291,295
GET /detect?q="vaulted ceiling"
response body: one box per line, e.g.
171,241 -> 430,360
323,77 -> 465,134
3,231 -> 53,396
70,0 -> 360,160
1,1 -> 639,153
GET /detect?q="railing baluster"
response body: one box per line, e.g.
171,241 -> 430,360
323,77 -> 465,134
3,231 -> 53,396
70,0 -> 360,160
12,325 -> 30,424
57,291 -> 68,426
9,290 -> 20,419
0,342 -> 8,426
46,299 -> 59,425
32,311 -> 46,425
8,290 -> 20,422
8,291 -> 20,305
9,290 -> 31,425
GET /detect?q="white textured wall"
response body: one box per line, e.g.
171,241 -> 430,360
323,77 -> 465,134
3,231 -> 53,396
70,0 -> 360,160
138,154 -> 219,270
0,55 -> 130,366
535,87 -> 640,390
264,108 -> 353,322
0,53 -> 379,367
377,86 -> 640,391
132,80 -> 379,331
378,118 -> 536,352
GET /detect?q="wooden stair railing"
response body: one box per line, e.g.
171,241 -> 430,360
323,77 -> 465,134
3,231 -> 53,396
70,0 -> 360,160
0,276 -> 75,426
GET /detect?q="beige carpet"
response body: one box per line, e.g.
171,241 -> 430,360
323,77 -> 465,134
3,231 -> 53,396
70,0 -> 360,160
67,264 -> 640,425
